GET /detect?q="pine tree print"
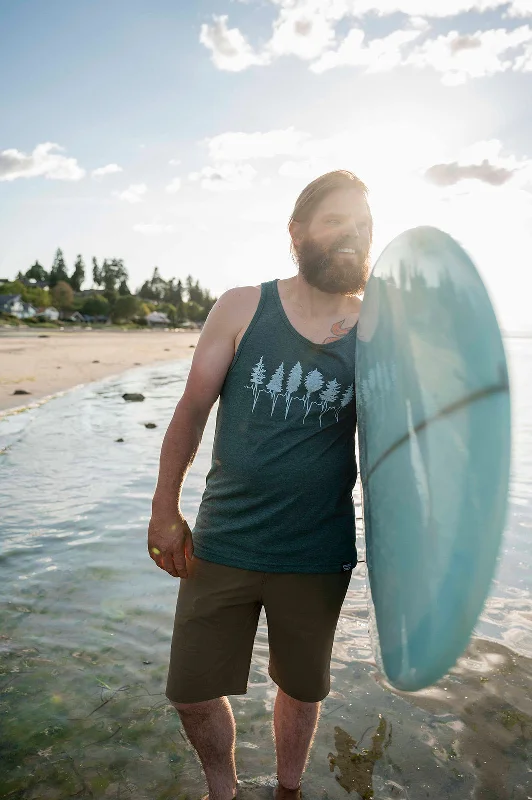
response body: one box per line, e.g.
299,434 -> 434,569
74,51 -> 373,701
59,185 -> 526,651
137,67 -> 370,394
250,356 -> 266,410
335,382 -> 354,421
266,363 -> 285,415
284,361 -> 303,419
303,369 -> 324,422
319,379 -> 341,426
341,383 -> 354,408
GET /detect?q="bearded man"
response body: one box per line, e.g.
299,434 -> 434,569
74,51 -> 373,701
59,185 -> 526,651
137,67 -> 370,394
148,170 -> 373,800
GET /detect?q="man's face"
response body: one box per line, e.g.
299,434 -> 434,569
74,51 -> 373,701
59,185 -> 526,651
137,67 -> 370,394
292,187 -> 372,296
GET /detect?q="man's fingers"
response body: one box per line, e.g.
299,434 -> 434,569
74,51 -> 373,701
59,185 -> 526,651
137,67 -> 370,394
161,551 -> 179,578
184,535 -> 194,561
172,551 -> 188,579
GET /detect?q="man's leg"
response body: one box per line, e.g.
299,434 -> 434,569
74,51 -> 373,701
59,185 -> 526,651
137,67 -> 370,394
272,686 -> 321,790
172,697 -> 238,800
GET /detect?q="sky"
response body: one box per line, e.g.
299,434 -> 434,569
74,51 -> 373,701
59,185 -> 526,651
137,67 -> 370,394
1,0 -> 531,332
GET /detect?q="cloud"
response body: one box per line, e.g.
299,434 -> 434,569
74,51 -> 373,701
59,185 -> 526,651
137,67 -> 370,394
92,163 -> 123,178
507,0 -> 532,16
424,139 -> 531,186
133,223 -> 175,235
267,5 -> 337,60
0,142 -> 85,182
189,162 -> 257,191
169,158 -> 181,166
425,159 -> 515,185
205,128 -> 311,161
269,0 -> 527,19
166,177 -> 182,193
199,14 -> 270,71
199,2 -> 532,78
114,183 -> 147,203
311,21 -> 428,73
405,24 -> 532,84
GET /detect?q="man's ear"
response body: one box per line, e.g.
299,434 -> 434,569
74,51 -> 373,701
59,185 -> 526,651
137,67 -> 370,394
289,219 -> 303,250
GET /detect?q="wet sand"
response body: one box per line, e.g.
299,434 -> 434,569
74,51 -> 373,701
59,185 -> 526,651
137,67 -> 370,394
0,329 -> 200,413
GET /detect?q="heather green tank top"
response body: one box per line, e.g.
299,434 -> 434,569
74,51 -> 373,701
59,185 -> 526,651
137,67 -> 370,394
192,279 -> 359,574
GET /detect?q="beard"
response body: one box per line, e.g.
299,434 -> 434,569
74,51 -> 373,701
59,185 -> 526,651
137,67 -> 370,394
296,234 -> 370,296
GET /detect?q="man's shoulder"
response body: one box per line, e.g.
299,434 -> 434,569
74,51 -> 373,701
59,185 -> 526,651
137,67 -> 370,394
217,284 -> 262,319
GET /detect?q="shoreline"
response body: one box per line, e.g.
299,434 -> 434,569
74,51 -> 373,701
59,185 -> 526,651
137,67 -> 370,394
0,328 -> 200,413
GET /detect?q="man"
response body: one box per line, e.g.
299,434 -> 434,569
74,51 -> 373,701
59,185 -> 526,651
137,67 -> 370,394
148,169 -> 373,800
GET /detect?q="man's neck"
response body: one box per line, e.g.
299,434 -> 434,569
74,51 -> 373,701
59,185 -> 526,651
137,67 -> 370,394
281,274 -> 360,320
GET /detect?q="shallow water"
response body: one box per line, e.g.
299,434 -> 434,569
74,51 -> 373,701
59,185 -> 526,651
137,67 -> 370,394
0,338 -> 531,800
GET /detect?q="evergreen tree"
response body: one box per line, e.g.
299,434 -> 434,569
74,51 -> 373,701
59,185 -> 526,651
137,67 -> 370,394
49,248 -> 69,288
70,255 -> 85,292
25,261 -> 48,283
284,361 -> 303,418
319,378 -> 341,426
249,357 -> 266,410
266,363 -> 285,415
303,369 -> 324,421
118,279 -> 130,295
92,257 -> 103,288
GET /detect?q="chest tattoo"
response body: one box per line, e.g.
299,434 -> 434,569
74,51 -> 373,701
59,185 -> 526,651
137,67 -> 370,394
323,319 -> 354,344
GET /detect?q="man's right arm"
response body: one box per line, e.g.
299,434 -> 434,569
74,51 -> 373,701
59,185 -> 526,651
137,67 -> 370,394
148,286 -> 260,579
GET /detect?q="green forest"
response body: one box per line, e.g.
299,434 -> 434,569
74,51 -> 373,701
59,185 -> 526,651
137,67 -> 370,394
1,248 -> 217,325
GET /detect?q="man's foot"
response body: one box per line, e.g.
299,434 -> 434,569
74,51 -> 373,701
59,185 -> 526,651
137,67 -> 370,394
273,780 -> 302,800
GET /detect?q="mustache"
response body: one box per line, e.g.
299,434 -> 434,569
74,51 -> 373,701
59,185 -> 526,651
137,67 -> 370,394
331,235 -> 359,251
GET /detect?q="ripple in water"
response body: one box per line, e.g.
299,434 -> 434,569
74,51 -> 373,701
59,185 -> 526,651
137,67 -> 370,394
0,344 -> 531,800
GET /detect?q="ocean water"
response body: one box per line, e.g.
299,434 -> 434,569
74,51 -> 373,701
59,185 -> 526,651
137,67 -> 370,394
0,337 -> 531,800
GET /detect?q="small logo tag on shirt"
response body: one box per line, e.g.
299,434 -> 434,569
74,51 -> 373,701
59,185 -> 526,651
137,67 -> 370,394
342,562 -> 353,572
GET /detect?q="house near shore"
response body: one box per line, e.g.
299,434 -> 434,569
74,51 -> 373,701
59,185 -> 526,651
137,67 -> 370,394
36,306 -> 60,321
0,294 -> 37,319
146,311 -> 171,328
0,294 -> 24,317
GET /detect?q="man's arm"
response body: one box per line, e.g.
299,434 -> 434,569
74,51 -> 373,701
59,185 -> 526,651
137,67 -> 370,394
148,286 -> 260,579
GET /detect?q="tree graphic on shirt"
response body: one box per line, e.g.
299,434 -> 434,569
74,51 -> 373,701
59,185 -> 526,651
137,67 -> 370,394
284,361 -> 303,418
335,382 -> 354,421
249,357 -> 266,410
266,363 -> 285,415
319,378 -> 341,426
303,369 -> 324,422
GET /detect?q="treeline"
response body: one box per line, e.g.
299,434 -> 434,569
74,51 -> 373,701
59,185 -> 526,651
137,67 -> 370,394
5,248 -> 217,324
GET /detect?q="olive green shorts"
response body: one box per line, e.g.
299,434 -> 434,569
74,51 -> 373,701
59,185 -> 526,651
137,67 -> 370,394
165,555 -> 352,705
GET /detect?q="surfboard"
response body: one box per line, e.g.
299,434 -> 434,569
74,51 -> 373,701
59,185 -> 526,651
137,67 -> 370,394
355,226 -> 511,692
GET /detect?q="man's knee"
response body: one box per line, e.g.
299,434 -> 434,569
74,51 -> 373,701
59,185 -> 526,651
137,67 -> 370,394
170,696 -> 224,714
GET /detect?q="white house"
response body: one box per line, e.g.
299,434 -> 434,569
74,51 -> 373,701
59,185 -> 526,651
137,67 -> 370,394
146,311 -> 171,328
0,294 -> 26,318
36,306 -> 60,321
20,302 -> 37,319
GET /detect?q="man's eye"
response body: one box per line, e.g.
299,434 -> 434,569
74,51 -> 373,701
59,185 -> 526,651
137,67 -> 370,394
327,218 -> 340,224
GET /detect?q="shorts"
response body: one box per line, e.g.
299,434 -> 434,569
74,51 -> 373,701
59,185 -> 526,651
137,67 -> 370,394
165,555 -> 352,705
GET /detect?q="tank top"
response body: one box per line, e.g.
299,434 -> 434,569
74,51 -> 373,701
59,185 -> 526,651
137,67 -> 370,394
192,279 -> 359,574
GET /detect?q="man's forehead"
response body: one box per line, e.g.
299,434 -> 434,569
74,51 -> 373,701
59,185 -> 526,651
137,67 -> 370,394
316,188 -> 369,216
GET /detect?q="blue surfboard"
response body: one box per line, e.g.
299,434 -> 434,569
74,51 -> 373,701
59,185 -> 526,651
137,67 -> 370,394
355,226 -> 511,692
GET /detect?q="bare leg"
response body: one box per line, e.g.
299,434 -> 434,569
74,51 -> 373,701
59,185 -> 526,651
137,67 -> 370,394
172,697 -> 238,800
272,687 -> 321,791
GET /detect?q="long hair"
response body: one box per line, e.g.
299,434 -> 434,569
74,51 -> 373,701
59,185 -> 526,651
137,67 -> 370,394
288,170 -> 373,261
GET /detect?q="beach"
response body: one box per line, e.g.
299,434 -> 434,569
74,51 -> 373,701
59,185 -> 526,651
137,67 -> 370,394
0,338 -> 530,799
0,328 -> 201,413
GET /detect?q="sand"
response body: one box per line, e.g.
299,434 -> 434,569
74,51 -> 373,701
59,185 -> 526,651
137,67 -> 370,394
0,328 -> 200,413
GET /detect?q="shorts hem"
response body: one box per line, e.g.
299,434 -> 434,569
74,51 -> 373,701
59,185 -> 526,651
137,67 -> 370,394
268,671 -> 329,703
165,687 -> 249,704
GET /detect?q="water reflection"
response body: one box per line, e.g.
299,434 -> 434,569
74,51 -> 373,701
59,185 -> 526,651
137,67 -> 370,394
0,349 -> 531,799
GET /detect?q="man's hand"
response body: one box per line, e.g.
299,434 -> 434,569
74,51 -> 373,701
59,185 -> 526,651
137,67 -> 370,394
148,504 -> 194,579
